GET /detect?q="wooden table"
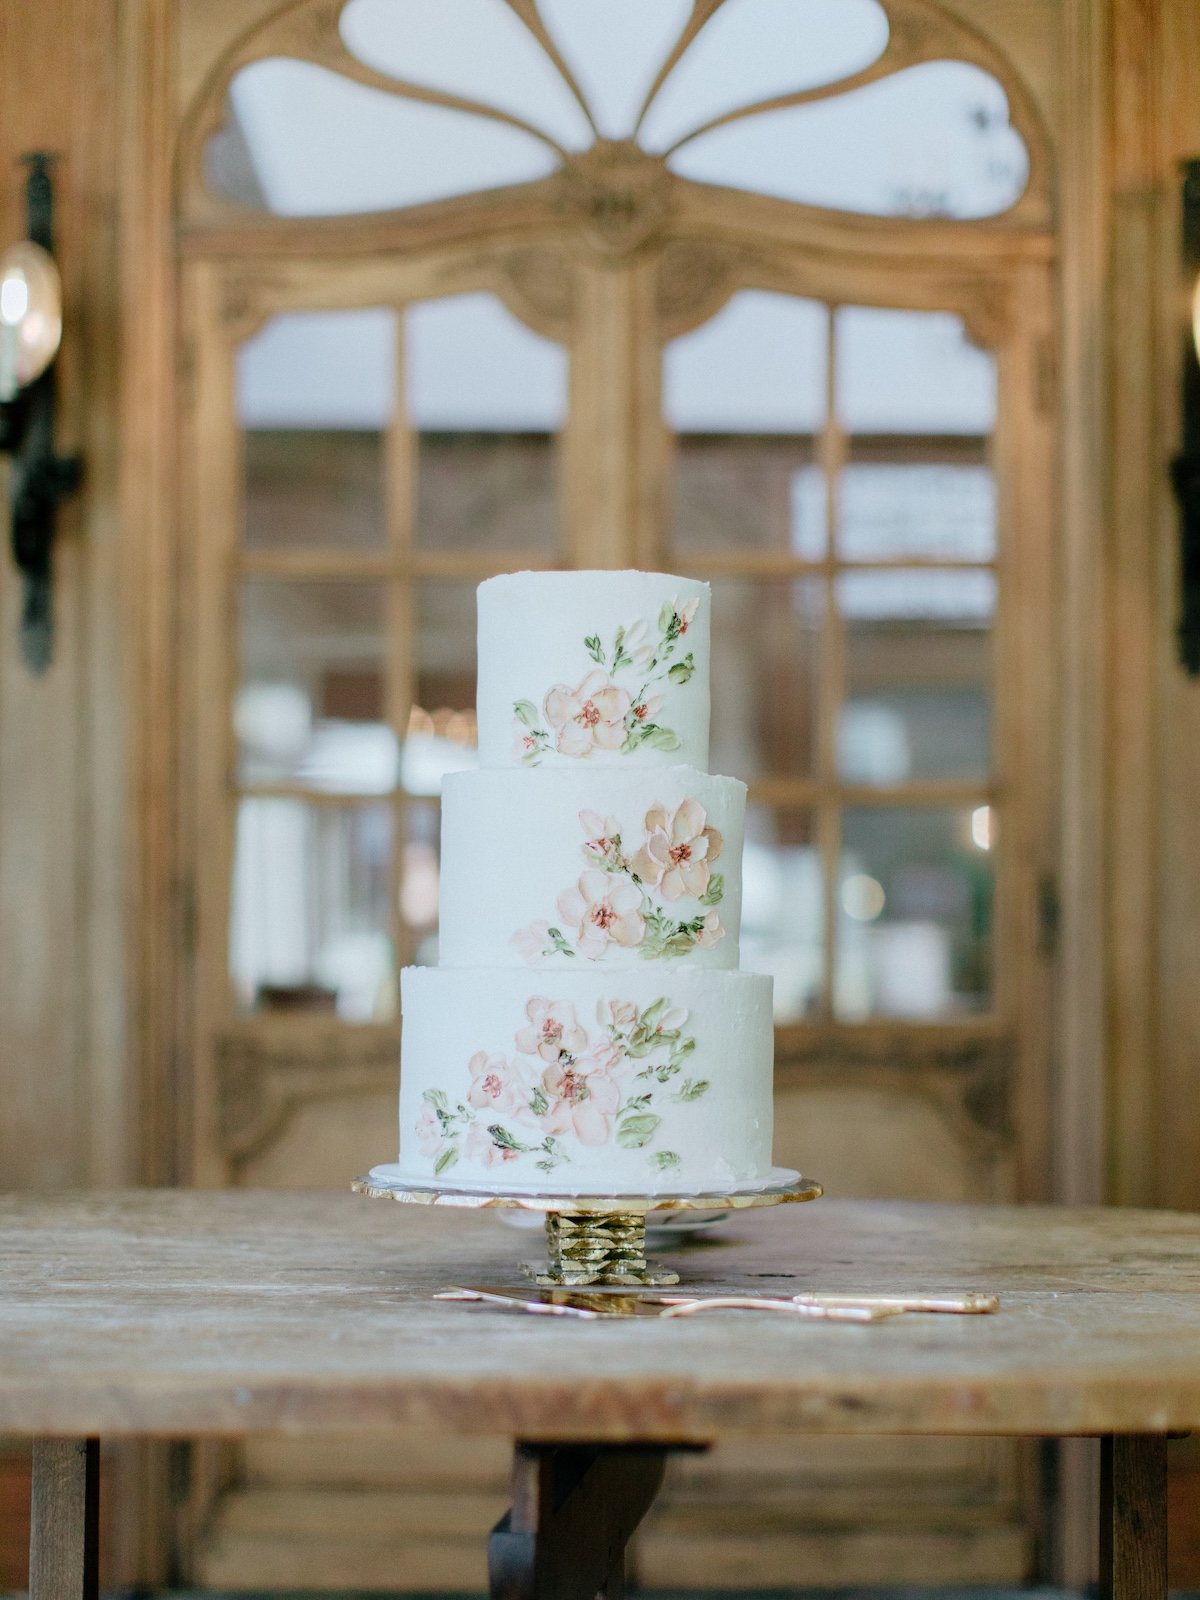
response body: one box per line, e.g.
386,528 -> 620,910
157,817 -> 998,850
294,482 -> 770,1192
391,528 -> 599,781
4,1192 -> 1199,1600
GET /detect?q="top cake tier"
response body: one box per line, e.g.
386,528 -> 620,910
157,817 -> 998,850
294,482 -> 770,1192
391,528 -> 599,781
477,571 -> 711,770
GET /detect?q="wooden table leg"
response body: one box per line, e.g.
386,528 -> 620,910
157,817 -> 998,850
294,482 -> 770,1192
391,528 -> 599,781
29,1440 -> 99,1600
489,1443 -> 670,1600
1100,1435 -> 1167,1600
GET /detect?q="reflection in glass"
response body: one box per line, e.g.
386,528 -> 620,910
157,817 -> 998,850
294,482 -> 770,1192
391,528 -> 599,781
400,797 -> 441,967
243,432 -> 386,551
406,294 -> 566,431
669,61 -> 1028,220
236,581 -> 395,793
416,434 -> 558,554
641,0 -> 889,152
674,438 -> 818,554
836,307 -> 996,434
740,806 -> 822,1023
237,309 -> 396,430
837,463 -> 996,563
838,569 -> 992,784
229,799 -> 396,1022
228,59 -> 558,217
664,292 -> 827,434
835,806 -> 992,1019
710,579 -> 822,780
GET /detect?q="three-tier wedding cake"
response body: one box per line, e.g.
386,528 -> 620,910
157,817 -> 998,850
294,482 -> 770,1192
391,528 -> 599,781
389,570 -> 775,1196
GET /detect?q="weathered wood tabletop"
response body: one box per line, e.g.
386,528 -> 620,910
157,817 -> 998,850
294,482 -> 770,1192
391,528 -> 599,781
1,1190 -> 1199,1438
5,1192 -> 1191,1600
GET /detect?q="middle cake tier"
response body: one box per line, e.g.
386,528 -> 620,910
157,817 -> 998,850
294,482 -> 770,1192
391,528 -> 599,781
439,765 -> 744,969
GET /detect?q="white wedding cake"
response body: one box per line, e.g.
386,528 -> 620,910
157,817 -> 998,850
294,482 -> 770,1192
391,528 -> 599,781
388,570 -> 775,1196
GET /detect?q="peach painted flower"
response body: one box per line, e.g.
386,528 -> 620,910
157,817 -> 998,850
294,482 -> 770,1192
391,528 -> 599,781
607,998 -> 638,1029
415,1100 -> 442,1158
466,1052 -> 526,1116
676,597 -> 699,634
513,724 -> 540,761
695,910 -> 724,949
540,1056 -> 621,1146
544,671 -> 631,758
465,1120 -> 517,1167
511,920 -> 551,963
629,691 -> 663,726
557,869 -> 646,959
622,618 -> 654,669
515,997 -> 588,1062
631,799 -> 723,901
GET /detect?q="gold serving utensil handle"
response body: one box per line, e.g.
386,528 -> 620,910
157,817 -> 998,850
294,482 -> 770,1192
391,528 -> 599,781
791,1292 -> 999,1314
655,1296 -> 902,1321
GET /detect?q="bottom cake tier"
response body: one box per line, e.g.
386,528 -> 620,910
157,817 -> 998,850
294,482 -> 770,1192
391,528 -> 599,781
398,965 -> 774,1195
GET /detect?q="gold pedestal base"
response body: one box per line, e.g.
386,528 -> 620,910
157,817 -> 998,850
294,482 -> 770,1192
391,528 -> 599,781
522,1211 -> 680,1287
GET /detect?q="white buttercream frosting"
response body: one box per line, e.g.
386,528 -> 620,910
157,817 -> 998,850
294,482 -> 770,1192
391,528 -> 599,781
395,567 -> 774,1198
439,766 -> 744,970
398,966 -> 774,1195
477,570 -> 710,770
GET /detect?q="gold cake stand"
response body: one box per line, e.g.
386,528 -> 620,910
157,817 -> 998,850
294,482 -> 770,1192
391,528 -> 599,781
352,1167 -> 822,1286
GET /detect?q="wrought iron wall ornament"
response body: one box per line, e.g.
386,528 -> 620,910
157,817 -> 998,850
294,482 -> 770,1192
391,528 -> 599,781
0,154 -> 82,672
1172,158 -> 1200,675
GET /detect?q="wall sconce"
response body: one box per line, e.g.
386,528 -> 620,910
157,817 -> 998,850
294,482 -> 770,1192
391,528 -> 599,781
0,154 -> 81,672
1172,159 -> 1200,675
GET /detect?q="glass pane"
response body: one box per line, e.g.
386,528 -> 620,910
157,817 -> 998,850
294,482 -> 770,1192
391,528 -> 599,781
236,580 -> 396,794
416,434 -> 558,554
664,292 -> 828,435
229,797 -> 397,1022
710,579 -> 822,781
837,462 -> 996,563
673,437 -> 820,555
667,61 -> 1028,220
838,569 -> 992,784
836,307 -> 996,435
538,0 -> 689,140
399,797 -> 441,968
835,806 -> 993,1020
243,431 -> 386,551
340,0 -> 593,151
225,58 -> 558,217
402,580 -> 480,796
741,805 -> 823,1023
237,309 -> 395,430
641,0 -> 888,152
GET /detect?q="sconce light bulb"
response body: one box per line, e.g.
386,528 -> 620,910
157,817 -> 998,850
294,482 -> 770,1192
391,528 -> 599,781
0,271 -> 29,327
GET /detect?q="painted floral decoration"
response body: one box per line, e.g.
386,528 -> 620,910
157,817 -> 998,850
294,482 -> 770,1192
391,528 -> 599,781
418,995 -> 707,1177
513,598 -> 698,764
513,800 -> 724,964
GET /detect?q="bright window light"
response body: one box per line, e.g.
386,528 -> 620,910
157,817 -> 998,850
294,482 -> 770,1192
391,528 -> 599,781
970,804 -> 992,850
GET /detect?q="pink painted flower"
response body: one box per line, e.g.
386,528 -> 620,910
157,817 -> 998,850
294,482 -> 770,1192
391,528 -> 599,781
608,998 -> 638,1029
695,910 -> 724,949
629,692 -> 663,726
511,920 -> 551,964
557,869 -> 646,960
544,671 -> 631,758
464,1120 -> 518,1167
515,997 -> 588,1063
622,619 -> 654,669
540,1055 -> 621,1146
415,1100 -> 442,1158
631,799 -> 723,901
466,1051 -> 526,1116
579,810 -> 622,863
675,597 -> 699,635
513,722 -> 540,761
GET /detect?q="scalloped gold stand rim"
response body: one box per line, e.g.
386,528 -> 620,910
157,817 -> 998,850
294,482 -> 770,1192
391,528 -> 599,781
350,1173 -> 823,1213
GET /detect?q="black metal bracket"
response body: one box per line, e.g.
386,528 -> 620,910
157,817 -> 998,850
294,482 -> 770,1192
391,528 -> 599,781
0,152 -> 82,672
489,1441 -> 703,1600
1172,158 -> 1200,675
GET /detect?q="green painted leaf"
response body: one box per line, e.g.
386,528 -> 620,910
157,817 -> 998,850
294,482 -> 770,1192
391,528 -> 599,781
700,873 -> 724,908
488,1123 -> 524,1151
513,699 -> 539,728
422,1088 -> 448,1110
584,634 -> 604,664
651,1150 -> 681,1172
617,1113 -> 661,1150
671,1077 -> 709,1102
529,1087 -> 549,1116
639,997 -> 668,1029
668,659 -> 694,685
645,726 -> 682,752
434,1145 -> 459,1175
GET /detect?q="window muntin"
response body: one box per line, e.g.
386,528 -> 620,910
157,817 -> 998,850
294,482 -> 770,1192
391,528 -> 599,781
668,297 -> 997,1024
212,2 -> 1030,222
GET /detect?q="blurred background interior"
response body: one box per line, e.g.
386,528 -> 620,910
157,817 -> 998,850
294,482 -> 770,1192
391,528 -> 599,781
0,0 -> 1199,1593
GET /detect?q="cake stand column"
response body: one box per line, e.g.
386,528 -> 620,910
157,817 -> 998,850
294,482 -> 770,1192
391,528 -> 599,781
525,1210 -> 680,1287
